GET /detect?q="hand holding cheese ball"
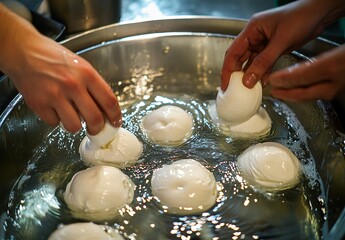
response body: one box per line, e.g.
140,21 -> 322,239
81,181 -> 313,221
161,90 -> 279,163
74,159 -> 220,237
212,71 -> 271,138
79,121 -> 142,168
216,71 -> 262,124
0,3 -> 121,134
221,0 -> 345,101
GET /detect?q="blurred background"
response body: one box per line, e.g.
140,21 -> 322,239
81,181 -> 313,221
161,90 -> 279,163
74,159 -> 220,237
13,0 -> 345,44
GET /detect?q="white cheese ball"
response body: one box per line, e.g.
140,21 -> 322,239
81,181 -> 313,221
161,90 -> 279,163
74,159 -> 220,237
48,222 -> 124,240
237,142 -> 301,191
86,120 -> 120,148
141,105 -> 193,146
79,127 -> 142,168
209,103 -> 271,138
151,159 -> 218,215
64,165 -> 135,221
216,71 -> 262,123
227,107 -> 271,137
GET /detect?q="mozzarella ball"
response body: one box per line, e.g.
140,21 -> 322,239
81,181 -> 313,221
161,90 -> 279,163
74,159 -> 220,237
209,103 -> 271,138
86,120 -> 120,148
64,165 -> 135,221
48,222 -> 124,240
79,127 -> 142,168
141,105 -> 193,146
216,71 -> 262,123
151,159 -> 218,215
237,142 -> 301,191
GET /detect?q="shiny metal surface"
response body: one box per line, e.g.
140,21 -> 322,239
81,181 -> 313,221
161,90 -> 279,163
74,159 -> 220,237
0,17 -> 339,114
48,0 -> 121,33
0,18 -> 345,239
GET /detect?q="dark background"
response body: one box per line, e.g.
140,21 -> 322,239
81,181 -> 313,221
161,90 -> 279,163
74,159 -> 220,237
18,0 -> 345,44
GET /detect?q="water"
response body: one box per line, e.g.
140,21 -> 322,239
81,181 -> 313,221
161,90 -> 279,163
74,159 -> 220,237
1,95 -> 326,240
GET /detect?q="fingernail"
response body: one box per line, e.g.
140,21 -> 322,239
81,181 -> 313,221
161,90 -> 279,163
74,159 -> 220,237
112,118 -> 122,128
244,73 -> 258,88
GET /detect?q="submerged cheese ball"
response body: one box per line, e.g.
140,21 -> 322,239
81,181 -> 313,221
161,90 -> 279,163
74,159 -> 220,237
48,222 -> 124,240
141,105 -> 193,146
79,127 -> 142,168
64,165 -> 135,221
209,103 -> 271,138
216,71 -> 262,123
237,142 -> 301,191
227,107 -> 271,137
151,159 -> 218,215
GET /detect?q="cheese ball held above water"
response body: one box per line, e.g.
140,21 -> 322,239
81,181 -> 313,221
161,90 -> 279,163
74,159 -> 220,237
64,165 -> 135,221
216,71 -> 262,123
151,159 -> 218,215
79,127 -> 143,168
48,222 -> 124,240
86,120 -> 120,148
141,105 -> 194,146
237,142 -> 301,192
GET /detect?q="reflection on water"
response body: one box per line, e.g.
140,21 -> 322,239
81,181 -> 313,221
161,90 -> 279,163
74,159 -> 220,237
2,95 -> 326,239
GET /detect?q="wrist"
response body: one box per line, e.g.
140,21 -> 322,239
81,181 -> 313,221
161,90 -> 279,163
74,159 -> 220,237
0,4 -> 40,77
301,0 -> 345,26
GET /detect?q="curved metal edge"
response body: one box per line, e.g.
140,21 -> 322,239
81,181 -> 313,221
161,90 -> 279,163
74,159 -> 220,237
76,31 -> 235,55
0,94 -> 23,128
59,16 -> 248,51
60,16 -> 341,55
1,17 -> 341,120
0,16 -> 344,238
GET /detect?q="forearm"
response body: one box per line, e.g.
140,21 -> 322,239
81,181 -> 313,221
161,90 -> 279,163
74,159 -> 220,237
0,3 -> 41,76
299,0 -> 345,27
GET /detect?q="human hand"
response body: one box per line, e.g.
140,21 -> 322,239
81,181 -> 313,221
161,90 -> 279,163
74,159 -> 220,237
269,44 -> 345,101
0,5 -> 122,134
12,35 -> 122,134
221,0 -> 344,91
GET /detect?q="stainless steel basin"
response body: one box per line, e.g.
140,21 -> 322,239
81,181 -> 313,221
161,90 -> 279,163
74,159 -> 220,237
1,17 -> 344,239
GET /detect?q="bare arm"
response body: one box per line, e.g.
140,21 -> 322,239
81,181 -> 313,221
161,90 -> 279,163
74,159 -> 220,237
0,3 -> 122,134
221,0 -> 345,94
269,44 -> 345,101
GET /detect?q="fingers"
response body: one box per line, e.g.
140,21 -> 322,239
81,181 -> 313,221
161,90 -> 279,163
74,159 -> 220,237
241,37 -> 286,88
57,53 -> 122,134
221,20 -> 285,91
72,90 -> 103,135
93,84 -> 122,128
34,107 -> 60,127
271,81 -> 337,101
27,97 -> 83,133
55,100 -> 83,132
47,63 -> 122,134
221,35 -> 252,91
83,70 -> 122,133
268,46 -> 345,101
268,59 -> 325,89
